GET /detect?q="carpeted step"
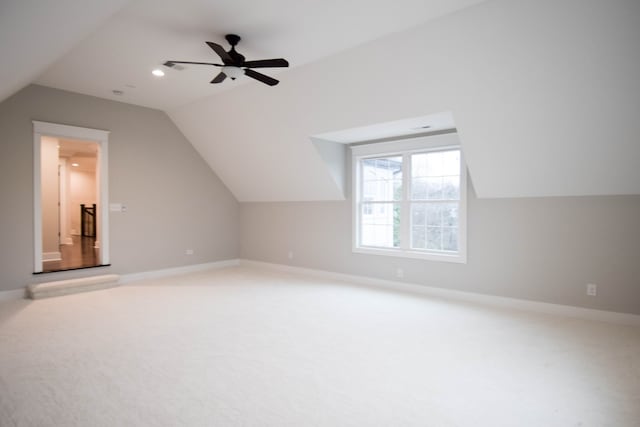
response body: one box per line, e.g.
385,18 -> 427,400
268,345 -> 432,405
28,274 -> 120,299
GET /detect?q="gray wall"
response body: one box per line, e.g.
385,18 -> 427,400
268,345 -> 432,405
240,178 -> 640,315
0,85 -> 239,291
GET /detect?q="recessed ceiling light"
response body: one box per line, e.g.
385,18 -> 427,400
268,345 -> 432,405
72,163 -> 79,167
152,69 -> 165,77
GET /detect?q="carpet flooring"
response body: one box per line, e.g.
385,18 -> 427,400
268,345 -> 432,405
1,266 -> 639,426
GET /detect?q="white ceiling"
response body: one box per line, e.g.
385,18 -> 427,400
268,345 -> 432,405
170,0 -> 640,201
3,0 -> 639,202
0,0 -> 129,103
59,139 -> 99,158
33,0 -> 485,110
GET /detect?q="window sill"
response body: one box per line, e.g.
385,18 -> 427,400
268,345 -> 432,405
353,246 -> 467,264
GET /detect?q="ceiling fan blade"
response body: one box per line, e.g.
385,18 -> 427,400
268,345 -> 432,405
244,68 -> 279,86
210,72 -> 227,84
242,58 -> 289,68
165,61 -> 223,67
206,42 -> 233,64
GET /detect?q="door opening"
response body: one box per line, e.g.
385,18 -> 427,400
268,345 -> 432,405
33,121 -> 110,273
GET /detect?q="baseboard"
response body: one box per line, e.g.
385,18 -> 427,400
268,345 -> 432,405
120,259 -> 240,284
0,260 -> 240,303
0,288 -> 27,302
42,251 -> 62,262
239,259 -> 640,327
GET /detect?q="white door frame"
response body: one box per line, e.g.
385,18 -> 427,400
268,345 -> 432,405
33,121 -> 110,273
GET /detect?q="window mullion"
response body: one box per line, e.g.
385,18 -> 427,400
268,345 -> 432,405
400,152 -> 411,250
357,157 -> 364,247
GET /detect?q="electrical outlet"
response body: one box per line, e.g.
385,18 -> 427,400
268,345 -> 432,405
185,249 -> 194,255
288,251 -> 294,260
587,283 -> 597,296
396,268 -> 404,278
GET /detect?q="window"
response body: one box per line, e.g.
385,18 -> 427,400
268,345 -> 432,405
352,134 -> 466,263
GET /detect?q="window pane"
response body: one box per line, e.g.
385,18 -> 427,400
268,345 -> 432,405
411,226 -> 426,249
411,178 -> 427,200
411,150 -> 460,202
411,203 -> 426,226
427,226 -> 442,250
363,159 -> 377,179
425,152 -> 445,176
360,202 -> 400,248
412,202 -> 459,253
426,204 -> 442,226
361,156 -> 402,202
442,176 -> 460,200
442,227 -> 459,251
393,179 -> 402,201
441,151 -> 461,176
441,203 -> 459,227
412,153 -> 428,177
426,177 -> 443,200
363,181 -> 375,198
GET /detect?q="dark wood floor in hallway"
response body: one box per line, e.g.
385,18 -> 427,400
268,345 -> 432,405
42,236 -> 99,273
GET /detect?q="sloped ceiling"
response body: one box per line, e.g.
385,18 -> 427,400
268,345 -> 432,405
2,0 -> 639,202
34,0 -> 485,110
0,0 -> 129,103
169,0 -> 640,201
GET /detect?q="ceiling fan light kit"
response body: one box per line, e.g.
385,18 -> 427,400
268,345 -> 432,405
221,66 -> 243,80
165,34 -> 289,86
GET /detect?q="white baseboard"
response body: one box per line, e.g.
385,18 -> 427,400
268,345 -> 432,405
239,259 -> 640,327
0,260 -> 240,303
42,251 -> 62,262
0,288 -> 27,302
120,259 -> 240,284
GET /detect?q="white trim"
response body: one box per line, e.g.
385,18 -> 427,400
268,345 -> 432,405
352,246 -> 466,263
120,259 -> 240,284
97,139 -> 109,263
350,132 -> 460,156
0,260 -> 240,303
239,259 -> 640,327
0,289 -> 26,302
33,129 -> 42,271
42,251 -> 62,262
58,158 -> 71,245
33,121 -> 110,272
33,121 -> 110,141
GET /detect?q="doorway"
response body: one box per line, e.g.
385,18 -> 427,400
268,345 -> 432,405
33,121 -> 110,273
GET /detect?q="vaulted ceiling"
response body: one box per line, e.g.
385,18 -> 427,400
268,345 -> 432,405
32,0 -> 485,110
2,0 -> 639,201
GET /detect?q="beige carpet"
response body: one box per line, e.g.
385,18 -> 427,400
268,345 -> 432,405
1,266 -> 639,426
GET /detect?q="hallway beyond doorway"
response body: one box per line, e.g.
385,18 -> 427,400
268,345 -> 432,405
42,236 -> 99,273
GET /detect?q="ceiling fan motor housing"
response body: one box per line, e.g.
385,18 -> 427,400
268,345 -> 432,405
225,34 -> 241,46
224,34 -> 245,64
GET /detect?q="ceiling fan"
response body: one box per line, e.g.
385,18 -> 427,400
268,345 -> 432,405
164,34 -> 289,86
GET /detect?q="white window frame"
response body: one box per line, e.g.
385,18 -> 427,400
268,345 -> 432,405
351,133 -> 467,263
